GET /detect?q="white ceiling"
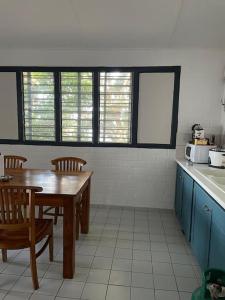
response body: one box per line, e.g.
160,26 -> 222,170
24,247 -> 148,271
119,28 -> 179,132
0,0 -> 225,50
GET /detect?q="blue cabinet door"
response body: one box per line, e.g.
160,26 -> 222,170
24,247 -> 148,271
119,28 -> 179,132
191,183 -> 212,270
175,165 -> 183,222
209,202 -> 225,270
181,172 -> 194,241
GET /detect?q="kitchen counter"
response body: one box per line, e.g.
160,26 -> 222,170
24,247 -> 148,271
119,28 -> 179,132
176,159 -> 225,209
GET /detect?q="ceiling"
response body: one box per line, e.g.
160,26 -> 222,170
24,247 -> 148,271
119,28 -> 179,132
0,0 -> 225,50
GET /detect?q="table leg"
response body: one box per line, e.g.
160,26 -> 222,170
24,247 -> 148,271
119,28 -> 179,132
63,196 -> 76,278
81,178 -> 91,234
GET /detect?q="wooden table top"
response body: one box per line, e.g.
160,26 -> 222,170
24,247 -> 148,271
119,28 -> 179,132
1,169 -> 93,196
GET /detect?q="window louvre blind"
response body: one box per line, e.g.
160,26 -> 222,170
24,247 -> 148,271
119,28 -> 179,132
23,72 -> 55,141
61,72 -> 93,142
99,72 -> 132,143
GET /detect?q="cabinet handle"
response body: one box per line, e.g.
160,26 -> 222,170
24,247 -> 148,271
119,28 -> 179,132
203,204 -> 211,212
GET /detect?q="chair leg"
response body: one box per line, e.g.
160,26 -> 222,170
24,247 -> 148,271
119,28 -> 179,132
2,249 -> 7,262
54,208 -> 59,225
49,229 -> 54,262
76,203 -> 80,240
38,206 -> 43,219
30,245 -> 39,290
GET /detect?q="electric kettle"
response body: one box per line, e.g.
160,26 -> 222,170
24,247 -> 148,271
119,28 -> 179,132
208,148 -> 225,168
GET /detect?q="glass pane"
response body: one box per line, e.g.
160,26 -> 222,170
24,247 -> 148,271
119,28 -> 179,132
23,72 -> 55,141
137,73 -> 174,144
99,72 -> 132,143
61,72 -> 93,142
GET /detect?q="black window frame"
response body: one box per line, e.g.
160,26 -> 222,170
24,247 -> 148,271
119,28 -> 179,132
0,66 -> 181,149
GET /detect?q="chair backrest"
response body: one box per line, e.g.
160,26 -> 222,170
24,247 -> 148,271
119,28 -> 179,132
4,156 -> 27,169
51,157 -> 86,172
0,186 -> 42,233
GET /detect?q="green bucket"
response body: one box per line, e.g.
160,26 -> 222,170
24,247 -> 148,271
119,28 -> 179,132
192,269 -> 225,300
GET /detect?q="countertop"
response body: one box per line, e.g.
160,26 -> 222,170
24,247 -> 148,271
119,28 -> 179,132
176,159 -> 225,210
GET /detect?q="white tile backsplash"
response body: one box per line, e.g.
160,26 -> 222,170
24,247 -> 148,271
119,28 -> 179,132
0,145 -> 177,209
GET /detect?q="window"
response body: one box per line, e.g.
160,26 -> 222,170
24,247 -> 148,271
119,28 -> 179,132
0,66 -> 180,148
99,72 -> 132,143
61,72 -> 93,142
23,72 -> 55,141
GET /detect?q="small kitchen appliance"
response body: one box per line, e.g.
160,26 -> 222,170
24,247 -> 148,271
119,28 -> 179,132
191,124 -> 209,145
192,124 -> 205,139
208,148 -> 225,168
185,144 -> 215,163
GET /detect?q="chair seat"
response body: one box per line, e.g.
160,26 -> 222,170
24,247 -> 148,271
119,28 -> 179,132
0,219 -> 53,249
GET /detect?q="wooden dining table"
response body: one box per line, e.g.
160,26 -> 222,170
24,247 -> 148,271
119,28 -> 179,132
1,168 -> 93,279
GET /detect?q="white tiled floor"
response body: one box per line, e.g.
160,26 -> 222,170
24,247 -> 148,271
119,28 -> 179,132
0,205 -> 201,299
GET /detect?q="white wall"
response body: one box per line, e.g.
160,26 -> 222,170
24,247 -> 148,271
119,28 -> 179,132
0,48 -> 224,208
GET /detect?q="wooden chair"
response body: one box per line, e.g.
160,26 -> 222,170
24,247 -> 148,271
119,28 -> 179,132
0,186 -> 53,290
51,157 -> 86,172
40,157 -> 86,239
4,155 -> 27,169
2,155 -> 27,268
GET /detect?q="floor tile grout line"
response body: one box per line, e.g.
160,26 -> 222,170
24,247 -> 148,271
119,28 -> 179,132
105,206 -> 125,299
160,211 -> 200,299
130,206 -> 135,300
160,210 -> 181,299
